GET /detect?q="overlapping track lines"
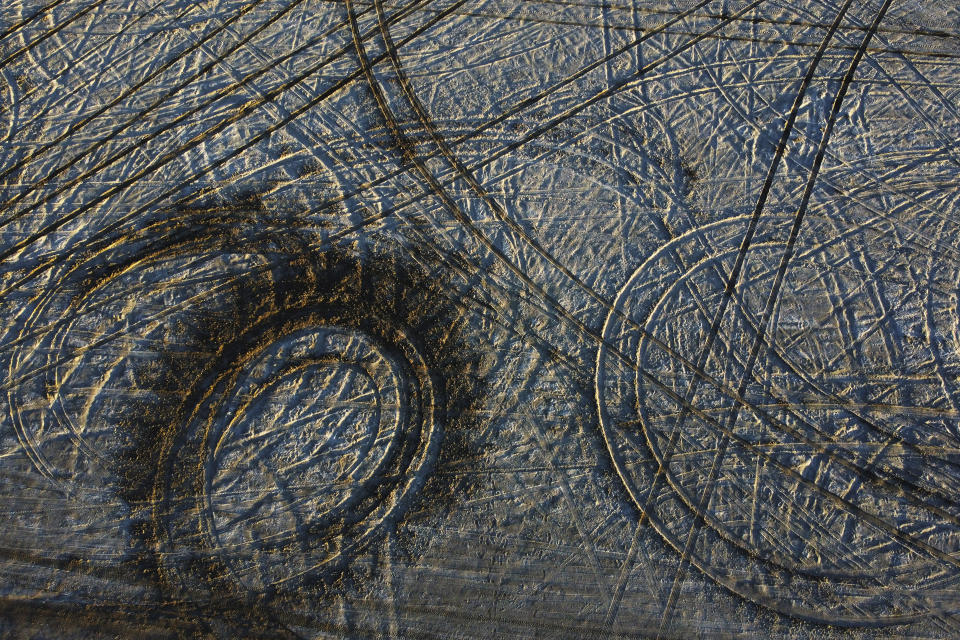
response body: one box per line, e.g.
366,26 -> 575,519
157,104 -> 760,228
0,0 -> 72,51
338,0 -> 778,374
0,0 -> 487,285
384,0 -> 960,455
345,4 -> 960,625
0,0 -> 196,146
373,2 -> 960,60
308,7 -> 960,278
0,2 -> 952,244
772,0 -> 960,166
0,0 -> 716,266
508,0 -> 959,42
524,0 -> 960,632
344,3 -> 956,620
681,0 -> 960,463
0,0 -> 952,504
4,2 -> 959,584
628,0 -> 949,631
0,2 -> 768,620
0,0 -> 306,228
2,0 -> 951,285
0,0 -> 123,75
1,0 -> 770,360
638,0 -> 860,616
0,0 -> 956,632
616,1 -> 924,520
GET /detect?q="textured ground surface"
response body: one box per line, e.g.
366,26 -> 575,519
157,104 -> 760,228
1,0 -> 959,637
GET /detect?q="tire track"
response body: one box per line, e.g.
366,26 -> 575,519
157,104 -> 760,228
352,0 -> 960,618
655,1 -> 898,633
0,0 -> 70,47
9,2 -> 951,555
616,0 -> 862,608
517,0 -> 960,42
602,312 -> 960,627
0,0 -> 113,73
380,4 -> 960,60
338,0 -> 769,389
183,2 -> 960,274
0,0 -> 448,293
0,0 -> 469,262
321,53 -> 960,270
596,217 -> 960,629
9,2 -> 956,574
0,0 -> 191,139
0,0 -> 286,225
369,0 -> 960,538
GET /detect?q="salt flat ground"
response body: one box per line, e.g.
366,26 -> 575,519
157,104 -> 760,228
0,0 -> 959,637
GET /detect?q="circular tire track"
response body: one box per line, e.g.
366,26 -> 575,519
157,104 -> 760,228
4,202 -> 485,636
596,214 -> 960,625
156,272 -> 442,603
